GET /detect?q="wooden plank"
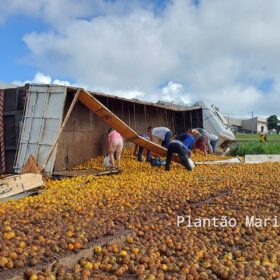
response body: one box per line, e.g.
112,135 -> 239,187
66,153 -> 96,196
78,90 -> 182,163
21,155 -> 41,174
58,230 -> 134,268
0,173 -> 44,200
53,169 -> 120,177
245,154 -> 280,163
195,157 -> 242,165
0,190 -> 39,202
78,90 -> 138,140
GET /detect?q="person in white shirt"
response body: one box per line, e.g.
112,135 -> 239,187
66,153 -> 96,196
207,133 -> 219,153
147,126 -> 173,148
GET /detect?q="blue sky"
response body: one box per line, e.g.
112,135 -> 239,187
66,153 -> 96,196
0,0 -> 170,84
0,13 -> 76,83
0,16 -> 40,82
0,0 -> 280,116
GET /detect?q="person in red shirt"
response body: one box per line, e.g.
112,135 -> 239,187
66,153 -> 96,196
190,129 -> 207,156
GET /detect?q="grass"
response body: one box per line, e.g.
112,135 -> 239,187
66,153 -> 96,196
233,133 -> 280,155
230,141 -> 280,156
235,133 -> 280,141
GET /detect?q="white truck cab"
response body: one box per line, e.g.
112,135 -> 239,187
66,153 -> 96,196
195,101 -> 236,153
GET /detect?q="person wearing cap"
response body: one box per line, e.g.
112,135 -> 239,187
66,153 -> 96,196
147,126 -> 173,148
165,140 -> 192,171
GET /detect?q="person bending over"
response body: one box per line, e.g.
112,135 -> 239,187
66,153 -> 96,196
176,131 -> 195,157
107,128 -> 123,169
190,129 -> 207,156
165,140 -> 192,171
196,128 -> 219,154
147,126 -> 173,148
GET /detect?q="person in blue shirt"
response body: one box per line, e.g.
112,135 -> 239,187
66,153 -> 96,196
175,132 -> 195,154
165,140 -> 192,171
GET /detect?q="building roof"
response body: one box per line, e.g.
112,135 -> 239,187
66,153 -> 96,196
226,117 -> 243,127
225,116 -> 268,126
243,117 -> 268,124
255,117 -> 267,123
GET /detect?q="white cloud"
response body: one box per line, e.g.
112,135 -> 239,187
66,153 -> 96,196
12,72 -> 143,99
0,0 -> 96,26
161,81 -> 191,104
205,86 -> 263,115
13,72 -> 72,86
5,0 -> 280,116
111,89 -> 145,100
32,72 -> 51,84
94,87 -> 146,100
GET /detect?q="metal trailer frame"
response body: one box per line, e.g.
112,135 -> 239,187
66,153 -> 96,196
14,85 -> 67,174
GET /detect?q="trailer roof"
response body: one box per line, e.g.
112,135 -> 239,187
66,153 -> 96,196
67,86 -> 201,112
5,83 -> 201,112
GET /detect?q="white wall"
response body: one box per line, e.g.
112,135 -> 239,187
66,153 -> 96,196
257,122 -> 268,133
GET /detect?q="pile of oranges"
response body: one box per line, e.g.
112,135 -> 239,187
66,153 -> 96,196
0,148 -> 279,279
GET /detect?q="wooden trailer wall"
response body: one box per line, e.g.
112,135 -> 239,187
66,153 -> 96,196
54,89 -> 203,171
175,109 -> 203,133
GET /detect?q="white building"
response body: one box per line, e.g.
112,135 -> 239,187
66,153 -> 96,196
241,117 -> 268,133
226,116 -> 268,133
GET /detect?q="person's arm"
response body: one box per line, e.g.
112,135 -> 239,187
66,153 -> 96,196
203,142 -> 207,156
206,137 -> 213,154
189,142 -> 194,151
188,138 -> 194,151
203,132 -> 212,154
184,144 -> 192,158
133,144 -> 139,156
190,138 -> 196,153
107,133 -> 112,154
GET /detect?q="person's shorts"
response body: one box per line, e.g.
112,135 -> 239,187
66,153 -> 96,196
109,139 -> 123,153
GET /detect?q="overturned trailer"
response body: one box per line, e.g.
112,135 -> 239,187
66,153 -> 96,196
0,84 -> 203,175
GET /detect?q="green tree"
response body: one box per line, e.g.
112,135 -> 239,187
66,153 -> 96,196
267,115 -> 279,132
